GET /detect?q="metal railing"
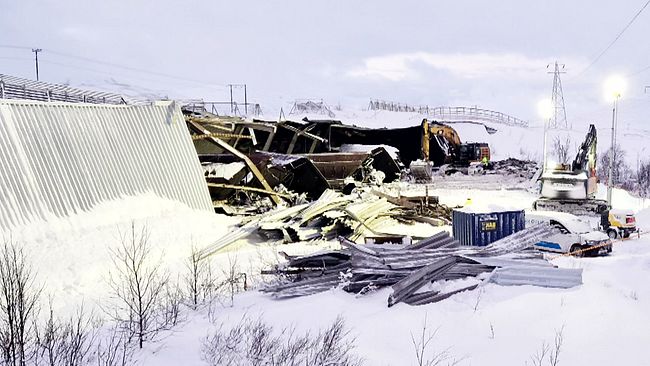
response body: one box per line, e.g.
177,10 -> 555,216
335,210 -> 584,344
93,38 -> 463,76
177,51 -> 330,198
369,99 -> 529,127
182,100 -> 263,117
0,74 -> 127,105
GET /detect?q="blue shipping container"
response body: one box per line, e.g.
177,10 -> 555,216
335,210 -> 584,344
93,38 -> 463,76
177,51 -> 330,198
452,209 -> 525,246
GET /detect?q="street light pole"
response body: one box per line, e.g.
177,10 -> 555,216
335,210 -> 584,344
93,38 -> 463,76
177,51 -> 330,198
543,117 -> 549,171
607,95 -> 619,206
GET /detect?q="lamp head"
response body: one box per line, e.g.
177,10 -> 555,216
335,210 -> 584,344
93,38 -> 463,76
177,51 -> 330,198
604,75 -> 626,101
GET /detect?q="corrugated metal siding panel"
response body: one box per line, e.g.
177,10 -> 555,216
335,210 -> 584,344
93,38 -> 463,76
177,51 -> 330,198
452,209 -> 525,246
0,100 -> 212,231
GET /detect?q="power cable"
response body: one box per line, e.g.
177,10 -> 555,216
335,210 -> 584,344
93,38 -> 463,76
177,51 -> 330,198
574,0 -> 650,77
0,45 -> 228,90
0,45 -> 33,50
45,49 -> 227,90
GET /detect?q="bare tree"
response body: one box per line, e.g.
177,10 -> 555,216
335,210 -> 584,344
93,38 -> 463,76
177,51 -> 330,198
106,223 -> 170,348
0,241 -> 41,366
599,143 -> 629,185
552,135 -> 572,165
637,160 -> 650,197
184,246 -> 213,309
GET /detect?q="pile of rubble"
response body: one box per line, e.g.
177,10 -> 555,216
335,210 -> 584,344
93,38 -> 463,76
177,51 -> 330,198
487,158 -> 540,180
260,225 -> 583,307
196,188 -> 452,260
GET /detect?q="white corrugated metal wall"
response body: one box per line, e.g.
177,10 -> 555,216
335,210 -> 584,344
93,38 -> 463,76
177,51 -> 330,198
0,100 -> 213,231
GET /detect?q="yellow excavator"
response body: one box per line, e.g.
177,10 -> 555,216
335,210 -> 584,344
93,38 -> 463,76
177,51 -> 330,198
411,119 -> 490,180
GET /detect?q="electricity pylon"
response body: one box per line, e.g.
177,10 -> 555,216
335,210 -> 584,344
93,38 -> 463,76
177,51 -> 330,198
547,61 -> 568,129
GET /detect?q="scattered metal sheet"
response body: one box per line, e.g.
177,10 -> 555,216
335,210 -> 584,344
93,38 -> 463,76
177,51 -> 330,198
261,224 -> 580,306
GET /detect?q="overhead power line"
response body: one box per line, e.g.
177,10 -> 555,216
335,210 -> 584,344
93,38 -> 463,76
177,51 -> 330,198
0,45 -> 32,50
0,45 -> 228,90
575,0 -> 650,77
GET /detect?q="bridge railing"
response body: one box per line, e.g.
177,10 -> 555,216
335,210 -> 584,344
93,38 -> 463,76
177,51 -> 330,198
368,99 -> 528,127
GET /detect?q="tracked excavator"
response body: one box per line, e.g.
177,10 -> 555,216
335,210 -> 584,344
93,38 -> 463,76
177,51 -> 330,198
533,124 -> 608,216
410,119 -> 490,180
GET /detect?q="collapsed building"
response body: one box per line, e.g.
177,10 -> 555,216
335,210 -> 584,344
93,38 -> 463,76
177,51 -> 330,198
183,108 -> 494,213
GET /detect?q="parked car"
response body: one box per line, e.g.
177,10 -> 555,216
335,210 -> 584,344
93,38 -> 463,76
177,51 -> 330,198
526,210 -> 612,257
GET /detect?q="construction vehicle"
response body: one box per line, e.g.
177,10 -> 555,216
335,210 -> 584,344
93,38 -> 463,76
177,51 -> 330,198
410,119 -> 490,180
533,124 -> 608,216
603,209 -> 638,239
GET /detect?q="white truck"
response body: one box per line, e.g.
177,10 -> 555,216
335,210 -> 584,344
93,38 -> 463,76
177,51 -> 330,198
526,211 -> 612,257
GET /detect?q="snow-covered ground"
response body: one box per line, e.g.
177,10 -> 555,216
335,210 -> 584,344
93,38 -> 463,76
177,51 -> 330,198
4,106 -> 650,365
5,181 -> 650,365
136,183 -> 650,366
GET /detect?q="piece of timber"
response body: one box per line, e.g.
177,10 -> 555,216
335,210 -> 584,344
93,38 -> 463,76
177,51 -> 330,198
187,119 -> 282,205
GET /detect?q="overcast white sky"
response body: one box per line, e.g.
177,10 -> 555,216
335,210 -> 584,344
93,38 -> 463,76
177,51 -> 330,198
1,0 -> 650,126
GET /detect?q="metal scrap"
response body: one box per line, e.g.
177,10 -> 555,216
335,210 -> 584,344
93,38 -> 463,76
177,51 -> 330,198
261,224 -> 583,306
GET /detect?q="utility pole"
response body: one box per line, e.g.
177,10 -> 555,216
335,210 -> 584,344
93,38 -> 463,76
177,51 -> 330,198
228,84 -> 234,114
227,84 -> 248,116
32,48 -> 42,81
547,61 -> 568,129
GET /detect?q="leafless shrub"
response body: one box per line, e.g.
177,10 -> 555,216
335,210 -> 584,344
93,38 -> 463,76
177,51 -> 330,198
95,326 -> 134,366
628,290 -> 639,301
528,342 -> 549,366
527,325 -> 565,366
161,281 -> 184,328
473,287 -> 484,312
0,240 -> 42,365
220,255 -> 245,307
549,326 -> 564,366
552,135 -> 572,165
411,314 -> 462,366
33,301 -> 96,366
105,223 -> 171,348
202,315 -> 362,366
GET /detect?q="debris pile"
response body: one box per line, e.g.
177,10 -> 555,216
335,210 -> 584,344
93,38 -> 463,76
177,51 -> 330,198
487,158 -> 539,180
196,189 -> 452,260
260,224 -> 583,306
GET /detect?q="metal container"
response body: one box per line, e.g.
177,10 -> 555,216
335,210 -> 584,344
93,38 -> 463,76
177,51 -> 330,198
452,209 -> 525,246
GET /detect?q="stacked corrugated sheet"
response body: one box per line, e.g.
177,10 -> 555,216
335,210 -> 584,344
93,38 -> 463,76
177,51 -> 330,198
261,224 -> 583,306
0,100 -> 212,231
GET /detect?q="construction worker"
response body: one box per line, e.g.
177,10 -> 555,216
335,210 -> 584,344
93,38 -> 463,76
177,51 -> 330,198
481,155 -> 489,167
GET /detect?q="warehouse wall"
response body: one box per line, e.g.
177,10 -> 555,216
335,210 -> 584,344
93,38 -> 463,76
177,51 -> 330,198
0,100 -> 213,231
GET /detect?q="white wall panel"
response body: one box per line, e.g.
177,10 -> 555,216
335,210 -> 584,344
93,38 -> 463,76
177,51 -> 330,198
0,100 -> 212,231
